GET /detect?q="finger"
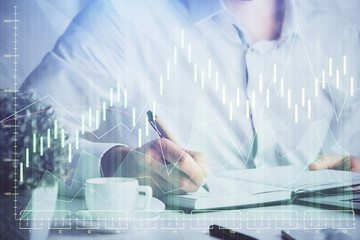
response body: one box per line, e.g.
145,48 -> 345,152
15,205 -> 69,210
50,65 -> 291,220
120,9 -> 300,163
167,169 -> 202,193
136,172 -> 186,199
133,148 -> 200,193
308,155 -> 348,170
149,166 -> 200,193
150,139 -> 206,188
147,173 -> 187,197
350,156 -> 360,173
186,150 -> 208,177
147,162 -> 200,193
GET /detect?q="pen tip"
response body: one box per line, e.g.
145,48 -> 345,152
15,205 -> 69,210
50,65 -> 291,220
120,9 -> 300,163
203,183 -> 210,193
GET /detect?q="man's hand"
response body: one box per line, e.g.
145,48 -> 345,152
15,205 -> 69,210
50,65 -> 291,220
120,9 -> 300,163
101,138 -> 207,199
308,155 -> 360,172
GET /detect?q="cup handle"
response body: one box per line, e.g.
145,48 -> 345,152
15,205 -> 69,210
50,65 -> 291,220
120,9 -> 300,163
137,186 -> 153,210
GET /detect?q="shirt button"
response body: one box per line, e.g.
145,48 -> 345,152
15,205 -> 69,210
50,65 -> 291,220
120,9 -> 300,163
248,47 -> 257,54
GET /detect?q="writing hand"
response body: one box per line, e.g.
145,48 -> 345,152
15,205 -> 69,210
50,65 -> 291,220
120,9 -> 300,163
106,138 -> 207,198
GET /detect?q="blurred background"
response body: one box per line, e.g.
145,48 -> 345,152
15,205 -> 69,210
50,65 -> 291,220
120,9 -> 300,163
0,0 -> 90,89
0,0 -> 359,90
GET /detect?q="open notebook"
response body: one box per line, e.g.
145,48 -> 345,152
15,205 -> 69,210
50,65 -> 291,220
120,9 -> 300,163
164,166 -> 360,210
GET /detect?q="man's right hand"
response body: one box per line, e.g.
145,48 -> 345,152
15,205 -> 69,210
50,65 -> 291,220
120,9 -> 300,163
101,138 -> 207,199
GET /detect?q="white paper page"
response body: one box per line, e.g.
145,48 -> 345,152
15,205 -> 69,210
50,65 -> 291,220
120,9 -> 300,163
220,166 -> 360,192
171,176 -> 291,209
183,175 -> 286,199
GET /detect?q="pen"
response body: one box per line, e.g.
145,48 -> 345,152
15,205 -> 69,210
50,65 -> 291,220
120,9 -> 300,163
209,225 -> 258,240
147,110 -> 210,193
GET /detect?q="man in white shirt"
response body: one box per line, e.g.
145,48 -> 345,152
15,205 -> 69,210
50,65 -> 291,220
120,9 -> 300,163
21,0 -> 360,198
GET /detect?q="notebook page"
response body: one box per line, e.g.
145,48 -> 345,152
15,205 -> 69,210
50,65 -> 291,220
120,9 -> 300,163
220,166 -> 360,192
166,176 -> 290,209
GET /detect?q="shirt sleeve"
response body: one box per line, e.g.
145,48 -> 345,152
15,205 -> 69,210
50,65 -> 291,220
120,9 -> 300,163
20,0 -> 132,196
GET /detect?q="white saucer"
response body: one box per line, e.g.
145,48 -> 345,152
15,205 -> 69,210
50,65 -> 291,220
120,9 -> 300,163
67,197 -> 165,233
77,196 -> 165,219
135,195 -> 165,215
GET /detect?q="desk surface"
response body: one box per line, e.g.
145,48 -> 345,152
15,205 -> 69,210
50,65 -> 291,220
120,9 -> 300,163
46,198 -> 359,240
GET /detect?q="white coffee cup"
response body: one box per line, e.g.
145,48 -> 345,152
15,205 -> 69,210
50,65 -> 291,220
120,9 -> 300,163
85,177 -> 152,219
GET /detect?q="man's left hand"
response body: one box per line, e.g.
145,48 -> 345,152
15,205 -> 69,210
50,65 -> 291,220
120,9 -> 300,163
308,155 -> 360,172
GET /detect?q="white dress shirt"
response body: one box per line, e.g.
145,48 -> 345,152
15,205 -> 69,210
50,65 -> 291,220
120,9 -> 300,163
21,0 -> 360,189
